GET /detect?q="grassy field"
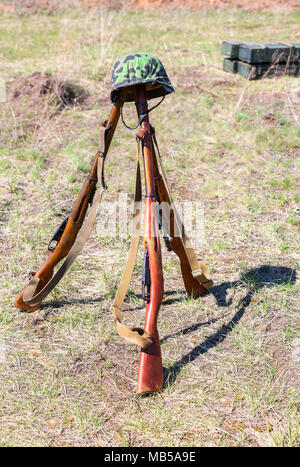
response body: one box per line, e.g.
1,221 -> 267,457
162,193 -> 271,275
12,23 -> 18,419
0,7 -> 299,447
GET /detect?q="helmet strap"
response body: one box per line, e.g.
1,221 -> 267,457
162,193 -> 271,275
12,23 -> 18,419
121,92 -> 165,130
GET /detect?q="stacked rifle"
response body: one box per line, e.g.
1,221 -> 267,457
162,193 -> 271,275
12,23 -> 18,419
14,53 -> 213,395
222,41 -> 300,79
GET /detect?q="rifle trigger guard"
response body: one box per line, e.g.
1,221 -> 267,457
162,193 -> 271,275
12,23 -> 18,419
48,216 -> 69,253
141,244 -> 151,303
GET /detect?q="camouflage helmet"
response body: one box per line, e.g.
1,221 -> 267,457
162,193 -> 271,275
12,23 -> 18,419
111,52 -> 175,103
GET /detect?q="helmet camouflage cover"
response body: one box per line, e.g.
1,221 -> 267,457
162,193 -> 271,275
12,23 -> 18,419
111,52 -> 175,102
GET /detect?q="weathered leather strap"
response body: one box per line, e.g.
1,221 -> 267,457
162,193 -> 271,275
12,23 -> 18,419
23,157 -> 105,305
152,131 -> 213,290
111,140 -> 153,350
23,126 -> 109,306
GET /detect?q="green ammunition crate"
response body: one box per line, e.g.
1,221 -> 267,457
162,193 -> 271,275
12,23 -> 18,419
221,41 -> 243,59
238,43 -> 291,64
223,57 -> 238,73
221,41 -> 300,79
291,44 -> 300,61
237,61 -> 300,80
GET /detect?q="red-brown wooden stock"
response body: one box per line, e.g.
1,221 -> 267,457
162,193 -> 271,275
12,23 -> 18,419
134,85 -> 164,394
14,101 -> 122,312
151,139 -> 207,297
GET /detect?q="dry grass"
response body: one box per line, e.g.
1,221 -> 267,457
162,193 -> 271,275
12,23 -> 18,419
0,7 -> 299,447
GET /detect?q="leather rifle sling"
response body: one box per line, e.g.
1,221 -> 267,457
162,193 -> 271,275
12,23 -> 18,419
111,139 -> 153,350
23,126 -> 109,306
151,130 -> 213,290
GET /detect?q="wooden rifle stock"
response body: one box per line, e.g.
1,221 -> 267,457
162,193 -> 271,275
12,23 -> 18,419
134,85 -> 164,394
151,138 -> 208,298
14,101 -> 122,312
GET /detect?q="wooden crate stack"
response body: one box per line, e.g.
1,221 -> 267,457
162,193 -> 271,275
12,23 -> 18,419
222,41 -> 300,79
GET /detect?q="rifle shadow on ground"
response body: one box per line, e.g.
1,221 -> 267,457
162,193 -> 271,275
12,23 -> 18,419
162,265 -> 296,390
39,289 -> 183,314
39,295 -> 109,313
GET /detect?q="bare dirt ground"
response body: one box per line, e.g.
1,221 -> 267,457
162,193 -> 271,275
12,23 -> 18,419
7,72 -> 90,113
1,0 -> 300,13
131,0 -> 300,11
